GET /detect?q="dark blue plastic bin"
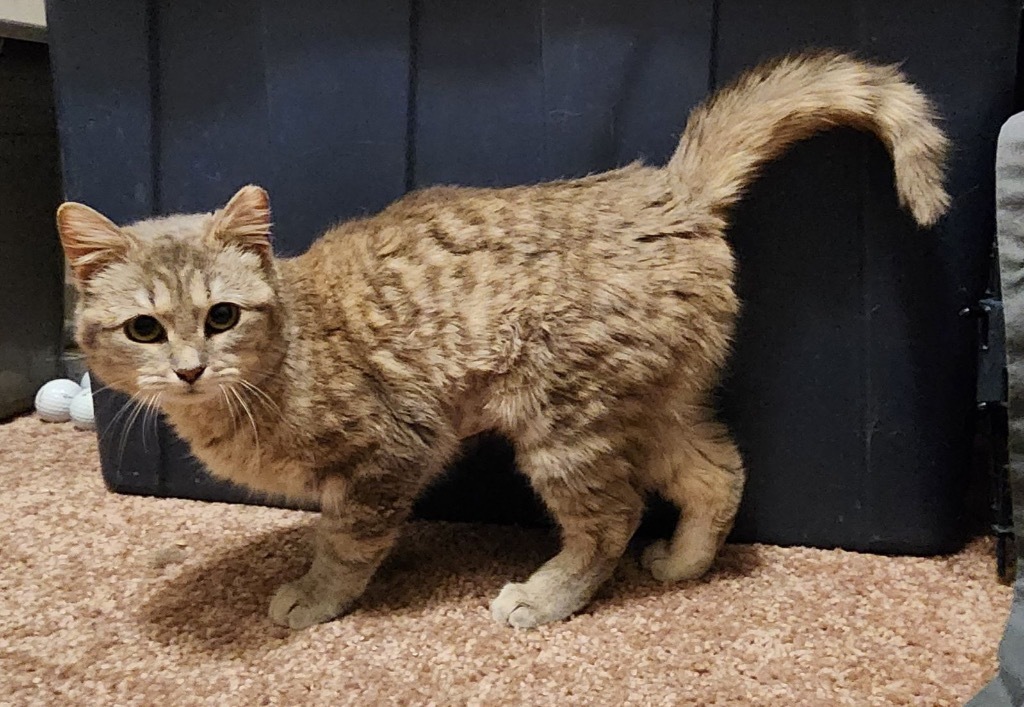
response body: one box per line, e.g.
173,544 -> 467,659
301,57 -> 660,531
45,0 -> 1021,553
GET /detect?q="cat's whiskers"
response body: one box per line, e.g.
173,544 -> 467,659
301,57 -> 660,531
114,393 -> 155,469
140,392 -> 163,451
219,384 -> 240,435
49,350 -> 86,363
229,383 -> 261,471
100,390 -> 146,444
237,378 -> 284,422
89,379 -> 130,396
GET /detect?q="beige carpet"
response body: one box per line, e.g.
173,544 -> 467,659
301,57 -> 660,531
0,415 -> 1012,706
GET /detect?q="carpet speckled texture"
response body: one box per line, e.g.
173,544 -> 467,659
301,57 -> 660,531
0,415 -> 1012,706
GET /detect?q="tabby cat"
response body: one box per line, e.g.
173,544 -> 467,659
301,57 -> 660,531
57,51 -> 949,629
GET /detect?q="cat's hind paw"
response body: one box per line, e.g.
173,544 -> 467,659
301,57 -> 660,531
641,539 -> 714,583
268,580 -> 347,629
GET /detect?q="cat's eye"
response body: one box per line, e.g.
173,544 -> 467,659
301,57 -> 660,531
124,315 -> 165,344
205,303 -> 241,335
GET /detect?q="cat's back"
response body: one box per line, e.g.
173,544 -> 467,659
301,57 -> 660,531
305,162 -> 727,270
285,163 -> 736,378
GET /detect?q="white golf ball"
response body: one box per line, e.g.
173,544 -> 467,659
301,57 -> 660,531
69,389 -> 95,430
80,371 -> 91,391
34,379 -> 83,422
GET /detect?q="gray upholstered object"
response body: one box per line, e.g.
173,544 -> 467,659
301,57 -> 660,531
970,113 -> 1024,707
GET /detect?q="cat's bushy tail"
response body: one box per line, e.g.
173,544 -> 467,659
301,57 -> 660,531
667,51 -> 950,227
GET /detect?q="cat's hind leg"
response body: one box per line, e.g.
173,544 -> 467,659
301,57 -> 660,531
490,430 -> 645,628
641,415 -> 744,582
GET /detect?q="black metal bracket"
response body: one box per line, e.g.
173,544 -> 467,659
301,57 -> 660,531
960,298 -> 1007,405
977,400 -> 1015,582
963,278 -> 1015,581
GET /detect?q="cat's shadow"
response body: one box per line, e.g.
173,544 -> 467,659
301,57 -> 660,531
138,519 -> 763,656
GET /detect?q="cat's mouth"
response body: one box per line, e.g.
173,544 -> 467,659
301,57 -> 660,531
139,381 -> 222,406
135,369 -> 264,409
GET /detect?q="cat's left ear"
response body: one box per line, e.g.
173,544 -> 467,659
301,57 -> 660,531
210,185 -> 273,262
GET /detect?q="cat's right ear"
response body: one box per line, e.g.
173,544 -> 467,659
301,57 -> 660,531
56,202 -> 136,285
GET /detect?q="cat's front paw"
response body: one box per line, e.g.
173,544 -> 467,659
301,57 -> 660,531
268,579 -> 350,629
490,581 -> 577,629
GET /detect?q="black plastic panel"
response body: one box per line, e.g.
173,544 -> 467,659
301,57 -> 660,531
0,40 -> 63,421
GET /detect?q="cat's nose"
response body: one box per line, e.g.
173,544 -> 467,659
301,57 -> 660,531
174,366 -> 206,385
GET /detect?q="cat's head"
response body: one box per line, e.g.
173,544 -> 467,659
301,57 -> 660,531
56,185 -> 287,406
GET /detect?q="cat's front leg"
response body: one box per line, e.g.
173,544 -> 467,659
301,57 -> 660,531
269,476 -> 412,629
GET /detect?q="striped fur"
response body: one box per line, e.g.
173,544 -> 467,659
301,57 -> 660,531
59,51 -> 950,630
